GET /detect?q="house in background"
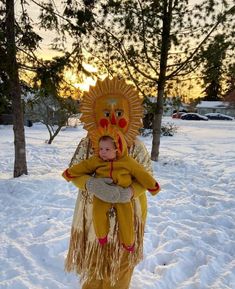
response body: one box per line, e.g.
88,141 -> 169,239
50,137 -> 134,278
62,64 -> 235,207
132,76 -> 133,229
224,89 -> 235,107
163,97 -> 189,116
196,101 -> 235,117
144,96 -> 189,117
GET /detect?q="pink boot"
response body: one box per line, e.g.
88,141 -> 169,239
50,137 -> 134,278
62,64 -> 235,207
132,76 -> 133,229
122,243 -> 135,252
98,236 -> 108,245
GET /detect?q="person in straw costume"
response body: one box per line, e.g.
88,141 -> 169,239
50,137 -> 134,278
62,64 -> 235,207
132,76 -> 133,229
64,77 -> 158,289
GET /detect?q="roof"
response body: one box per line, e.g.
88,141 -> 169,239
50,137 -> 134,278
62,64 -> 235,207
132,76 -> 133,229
196,101 -> 229,108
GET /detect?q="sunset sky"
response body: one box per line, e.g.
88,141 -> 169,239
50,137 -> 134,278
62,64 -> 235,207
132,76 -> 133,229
14,0 -> 227,99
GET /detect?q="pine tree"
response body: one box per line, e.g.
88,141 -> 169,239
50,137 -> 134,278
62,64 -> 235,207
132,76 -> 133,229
201,34 -> 229,101
5,0 -> 28,177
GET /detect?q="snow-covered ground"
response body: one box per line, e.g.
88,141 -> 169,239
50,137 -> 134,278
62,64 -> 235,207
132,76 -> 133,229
1,118 -> 235,289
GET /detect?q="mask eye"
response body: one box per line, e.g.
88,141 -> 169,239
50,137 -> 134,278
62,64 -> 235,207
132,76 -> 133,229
115,110 -> 123,117
104,110 -> 110,117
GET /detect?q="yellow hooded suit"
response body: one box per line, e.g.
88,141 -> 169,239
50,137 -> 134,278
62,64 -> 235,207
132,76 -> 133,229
62,127 -> 160,249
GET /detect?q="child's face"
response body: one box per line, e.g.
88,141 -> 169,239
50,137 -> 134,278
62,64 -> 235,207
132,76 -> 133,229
99,139 -> 117,161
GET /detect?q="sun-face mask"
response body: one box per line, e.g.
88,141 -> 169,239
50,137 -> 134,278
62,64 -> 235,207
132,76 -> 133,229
80,77 -> 143,146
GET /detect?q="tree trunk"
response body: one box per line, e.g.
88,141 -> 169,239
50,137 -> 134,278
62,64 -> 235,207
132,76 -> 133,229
151,0 -> 173,161
47,125 -> 63,144
151,93 -> 164,160
6,0 -> 28,177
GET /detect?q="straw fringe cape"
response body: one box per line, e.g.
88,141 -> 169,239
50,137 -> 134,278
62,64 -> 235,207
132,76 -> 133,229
64,136 -> 152,286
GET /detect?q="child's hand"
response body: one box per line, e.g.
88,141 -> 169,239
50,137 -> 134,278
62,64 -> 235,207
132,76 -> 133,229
62,169 -> 72,181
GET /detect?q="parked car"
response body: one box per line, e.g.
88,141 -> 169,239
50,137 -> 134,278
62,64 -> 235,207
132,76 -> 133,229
205,113 -> 234,121
172,111 -> 186,119
181,113 -> 208,121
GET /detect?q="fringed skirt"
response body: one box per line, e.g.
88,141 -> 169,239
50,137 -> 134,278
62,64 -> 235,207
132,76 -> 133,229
65,191 -> 144,286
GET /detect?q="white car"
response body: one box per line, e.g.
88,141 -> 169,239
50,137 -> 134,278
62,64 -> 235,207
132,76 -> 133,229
205,113 -> 234,121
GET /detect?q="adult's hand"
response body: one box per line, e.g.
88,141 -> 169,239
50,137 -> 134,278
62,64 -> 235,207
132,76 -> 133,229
86,177 -> 120,202
115,186 -> 133,203
86,177 -> 133,203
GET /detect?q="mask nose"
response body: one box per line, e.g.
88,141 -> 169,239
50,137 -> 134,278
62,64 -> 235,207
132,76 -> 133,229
110,113 -> 117,125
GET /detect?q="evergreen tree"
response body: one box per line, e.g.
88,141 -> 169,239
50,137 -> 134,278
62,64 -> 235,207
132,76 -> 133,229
5,0 -> 28,177
0,3 -> 10,114
201,34 -> 230,101
1,0 -> 94,176
1,0 -> 44,177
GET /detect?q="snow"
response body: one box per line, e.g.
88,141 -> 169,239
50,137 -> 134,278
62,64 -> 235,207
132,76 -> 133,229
1,118 -> 235,289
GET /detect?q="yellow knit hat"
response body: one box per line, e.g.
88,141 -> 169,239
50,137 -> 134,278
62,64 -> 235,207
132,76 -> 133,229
89,126 -> 127,158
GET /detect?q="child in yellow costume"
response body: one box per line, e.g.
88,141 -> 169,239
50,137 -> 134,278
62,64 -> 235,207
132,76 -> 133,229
62,127 -> 160,251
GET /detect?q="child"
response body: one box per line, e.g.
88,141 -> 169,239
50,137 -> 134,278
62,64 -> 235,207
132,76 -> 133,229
62,127 -> 160,251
